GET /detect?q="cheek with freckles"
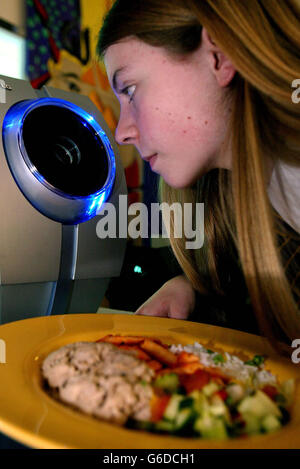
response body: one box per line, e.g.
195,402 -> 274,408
146,107 -> 179,142
179,117 -> 206,141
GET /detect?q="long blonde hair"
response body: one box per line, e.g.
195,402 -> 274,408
98,0 -> 300,355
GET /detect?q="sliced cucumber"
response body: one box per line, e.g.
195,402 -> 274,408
194,415 -> 228,440
174,408 -> 195,431
261,414 -> 282,433
179,396 -> 194,410
154,373 -> 180,394
154,420 -> 175,433
202,381 -> 220,397
242,412 -> 261,435
238,390 -> 282,419
210,395 -> 231,425
189,390 -> 210,415
163,394 -> 184,421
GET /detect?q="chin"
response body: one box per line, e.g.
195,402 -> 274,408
162,172 -> 202,190
162,178 -> 195,190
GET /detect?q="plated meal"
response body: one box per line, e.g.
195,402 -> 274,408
0,313 -> 299,448
42,333 -> 295,440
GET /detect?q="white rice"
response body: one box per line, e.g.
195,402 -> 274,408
169,342 -> 277,388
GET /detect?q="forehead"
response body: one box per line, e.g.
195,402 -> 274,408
104,37 -> 174,79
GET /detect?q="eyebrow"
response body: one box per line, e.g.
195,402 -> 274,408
112,67 -> 127,92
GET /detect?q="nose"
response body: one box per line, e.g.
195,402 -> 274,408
114,109 -> 138,145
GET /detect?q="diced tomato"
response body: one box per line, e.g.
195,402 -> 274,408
179,370 -> 210,393
261,385 -> 278,401
151,394 -> 171,422
215,389 -> 228,401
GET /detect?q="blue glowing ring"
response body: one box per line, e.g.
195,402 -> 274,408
2,97 -> 116,224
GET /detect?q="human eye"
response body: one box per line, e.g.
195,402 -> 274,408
121,85 -> 136,103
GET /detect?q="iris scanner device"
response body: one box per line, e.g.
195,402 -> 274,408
0,74 -> 127,323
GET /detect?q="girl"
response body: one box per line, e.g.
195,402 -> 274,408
97,0 -> 300,356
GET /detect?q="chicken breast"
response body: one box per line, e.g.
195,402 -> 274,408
42,341 -> 154,425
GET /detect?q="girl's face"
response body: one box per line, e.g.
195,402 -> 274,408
104,35 -> 233,188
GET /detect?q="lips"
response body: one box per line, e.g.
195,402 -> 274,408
142,153 -> 157,162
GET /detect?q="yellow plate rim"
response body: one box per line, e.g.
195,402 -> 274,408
0,313 -> 300,449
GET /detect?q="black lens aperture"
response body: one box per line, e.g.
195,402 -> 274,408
22,105 -> 109,196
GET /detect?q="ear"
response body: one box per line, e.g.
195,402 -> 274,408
202,28 -> 236,87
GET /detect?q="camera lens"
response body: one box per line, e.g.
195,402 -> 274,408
52,136 -> 81,167
22,105 -> 109,196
